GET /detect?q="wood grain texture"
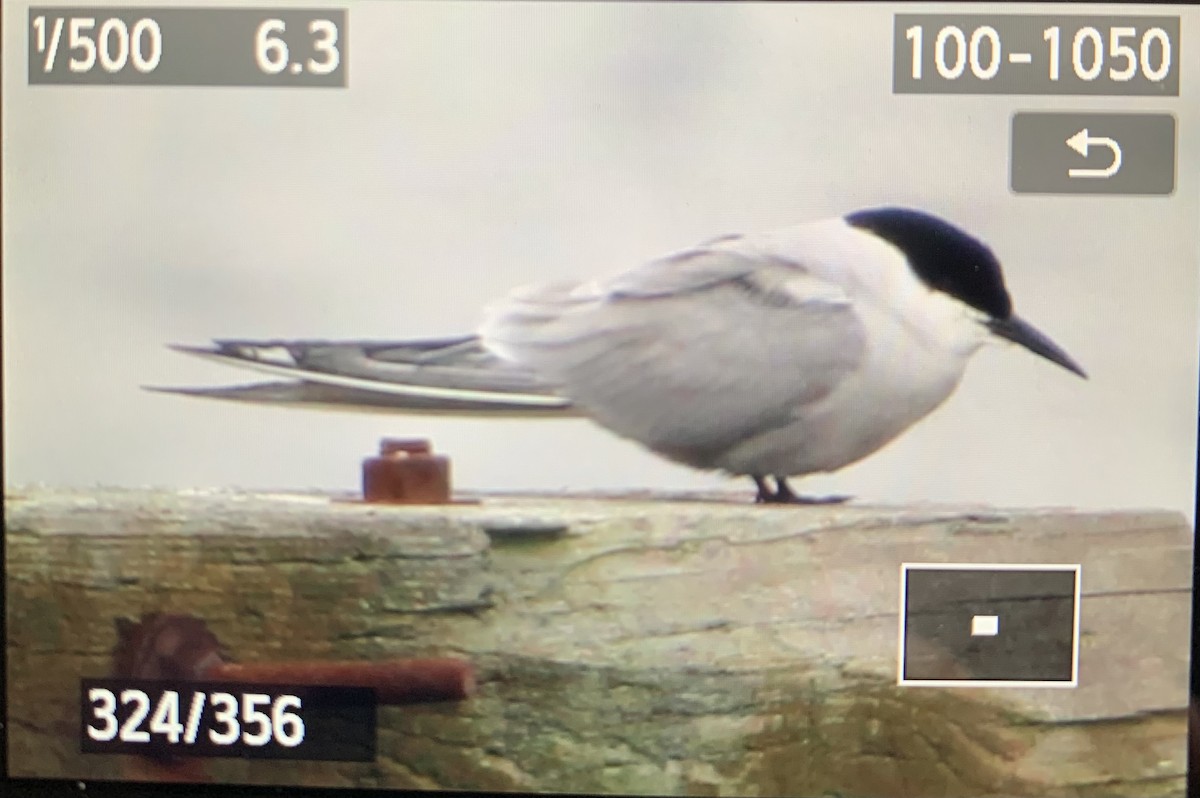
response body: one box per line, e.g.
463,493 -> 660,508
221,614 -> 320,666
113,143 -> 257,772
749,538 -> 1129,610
6,487 -> 1192,796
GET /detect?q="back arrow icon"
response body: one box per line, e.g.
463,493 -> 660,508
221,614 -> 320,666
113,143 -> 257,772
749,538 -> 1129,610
1065,128 -> 1122,178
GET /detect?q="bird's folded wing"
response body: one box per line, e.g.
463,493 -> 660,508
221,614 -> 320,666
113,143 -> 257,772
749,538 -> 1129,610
480,238 -> 867,457
155,336 -> 577,415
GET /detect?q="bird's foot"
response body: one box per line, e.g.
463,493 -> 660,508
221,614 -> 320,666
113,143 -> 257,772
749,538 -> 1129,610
753,475 -> 851,505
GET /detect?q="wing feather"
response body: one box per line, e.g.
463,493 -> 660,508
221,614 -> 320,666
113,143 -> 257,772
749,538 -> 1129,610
480,238 -> 866,467
162,337 -> 573,411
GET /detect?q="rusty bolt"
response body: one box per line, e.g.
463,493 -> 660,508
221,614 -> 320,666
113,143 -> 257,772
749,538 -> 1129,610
111,613 -> 474,781
379,437 -> 432,456
362,437 -> 451,504
112,613 -> 475,704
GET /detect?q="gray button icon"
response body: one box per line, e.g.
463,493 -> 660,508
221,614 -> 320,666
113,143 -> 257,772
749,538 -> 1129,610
898,563 -> 1081,687
1011,112 -> 1175,195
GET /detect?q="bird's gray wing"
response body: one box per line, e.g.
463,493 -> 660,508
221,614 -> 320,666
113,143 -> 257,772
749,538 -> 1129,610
479,238 -> 867,465
155,335 -> 577,416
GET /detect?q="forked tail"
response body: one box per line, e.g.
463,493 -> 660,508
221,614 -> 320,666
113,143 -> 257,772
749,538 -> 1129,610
150,336 -> 578,417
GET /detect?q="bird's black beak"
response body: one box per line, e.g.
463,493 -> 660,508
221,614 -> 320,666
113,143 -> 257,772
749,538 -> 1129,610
987,316 -> 1087,378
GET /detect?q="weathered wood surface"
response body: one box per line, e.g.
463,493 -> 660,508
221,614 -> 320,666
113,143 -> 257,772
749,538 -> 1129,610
6,487 -> 1193,797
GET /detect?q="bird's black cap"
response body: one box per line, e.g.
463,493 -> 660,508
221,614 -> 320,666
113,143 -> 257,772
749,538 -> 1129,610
846,206 -> 1013,320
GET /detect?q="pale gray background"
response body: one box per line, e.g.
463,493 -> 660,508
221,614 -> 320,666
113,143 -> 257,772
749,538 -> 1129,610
5,2 -> 1199,522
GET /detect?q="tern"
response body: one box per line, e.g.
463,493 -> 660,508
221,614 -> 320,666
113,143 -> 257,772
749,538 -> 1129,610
160,207 -> 1086,503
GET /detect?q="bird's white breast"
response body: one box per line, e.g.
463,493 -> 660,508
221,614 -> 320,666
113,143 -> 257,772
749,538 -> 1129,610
715,221 -> 990,475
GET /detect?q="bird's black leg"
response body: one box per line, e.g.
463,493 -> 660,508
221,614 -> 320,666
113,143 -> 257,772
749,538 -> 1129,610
752,475 -> 774,504
773,476 -> 801,503
752,475 -> 853,505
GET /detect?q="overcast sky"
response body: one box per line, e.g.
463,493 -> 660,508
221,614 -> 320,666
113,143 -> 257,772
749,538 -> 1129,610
5,2 -> 1199,522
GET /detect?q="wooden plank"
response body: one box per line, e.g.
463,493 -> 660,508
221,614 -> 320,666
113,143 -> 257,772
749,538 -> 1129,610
6,487 -> 1192,796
